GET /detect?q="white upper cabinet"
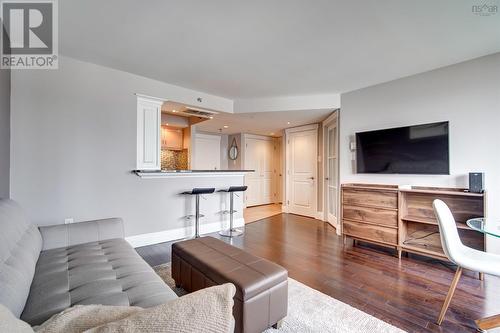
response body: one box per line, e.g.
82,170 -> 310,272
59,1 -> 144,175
136,96 -> 163,170
161,126 -> 184,150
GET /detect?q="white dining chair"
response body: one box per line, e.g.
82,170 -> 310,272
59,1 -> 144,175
433,199 -> 500,326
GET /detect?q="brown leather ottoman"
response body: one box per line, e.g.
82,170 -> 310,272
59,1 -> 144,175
171,236 -> 288,333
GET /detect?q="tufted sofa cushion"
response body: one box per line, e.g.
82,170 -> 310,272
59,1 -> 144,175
21,238 -> 178,326
0,199 -> 43,319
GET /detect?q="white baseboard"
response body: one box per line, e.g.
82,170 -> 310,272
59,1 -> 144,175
125,218 -> 245,248
281,205 -> 288,213
316,211 -> 325,221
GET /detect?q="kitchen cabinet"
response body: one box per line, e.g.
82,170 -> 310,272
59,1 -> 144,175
136,96 -> 162,170
161,126 -> 184,150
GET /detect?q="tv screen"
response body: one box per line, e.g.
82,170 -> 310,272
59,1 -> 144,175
356,121 -> 449,175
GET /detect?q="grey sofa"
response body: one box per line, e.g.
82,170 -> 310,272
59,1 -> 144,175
0,198 -> 178,326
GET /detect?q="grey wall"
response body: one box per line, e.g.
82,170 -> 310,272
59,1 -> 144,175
340,52 -> 500,253
227,134 -> 242,170
0,68 -> 10,198
10,56 -> 235,237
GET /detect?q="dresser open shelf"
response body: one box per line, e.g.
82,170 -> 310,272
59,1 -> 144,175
341,184 -> 485,263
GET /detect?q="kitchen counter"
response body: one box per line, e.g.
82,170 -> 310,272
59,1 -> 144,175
133,169 -> 253,178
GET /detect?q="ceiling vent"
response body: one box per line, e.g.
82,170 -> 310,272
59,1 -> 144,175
179,107 -> 218,119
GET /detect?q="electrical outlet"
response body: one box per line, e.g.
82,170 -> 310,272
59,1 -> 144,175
64,218 -> 74,224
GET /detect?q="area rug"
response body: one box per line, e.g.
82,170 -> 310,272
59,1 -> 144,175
153,263 -> 405,333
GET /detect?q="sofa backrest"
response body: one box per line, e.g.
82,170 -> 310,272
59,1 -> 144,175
0,199 -> 42,318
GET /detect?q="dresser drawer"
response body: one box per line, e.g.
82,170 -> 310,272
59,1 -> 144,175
342,189 -> 398,209
343,220 -> 397,245
342,205 -> 398,227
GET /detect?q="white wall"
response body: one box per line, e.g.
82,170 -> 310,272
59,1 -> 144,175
10,56 -> 237,238
234,94 -> 340,113
0,68 -> 10,198
234,93 -> 340,113
340,53 -> 500,253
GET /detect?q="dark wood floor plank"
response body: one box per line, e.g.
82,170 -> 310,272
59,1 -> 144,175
136,213 -> 500,333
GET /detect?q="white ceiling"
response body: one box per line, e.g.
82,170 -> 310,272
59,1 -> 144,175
60,1 -> 500,99
195,109 -> 334,137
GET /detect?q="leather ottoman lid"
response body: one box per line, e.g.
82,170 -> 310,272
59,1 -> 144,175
172,237 -> 288,301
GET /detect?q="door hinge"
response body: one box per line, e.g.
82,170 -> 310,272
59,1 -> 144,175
287,200 -> 290,205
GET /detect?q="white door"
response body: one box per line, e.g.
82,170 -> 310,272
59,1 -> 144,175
245,138 -> 261,206
326,123 -> 338,227
244,136 -> 276,207
287,126 -> 318,218
261,140 -> 274,204
193,134 -> 221,170
274,139 -> 283,203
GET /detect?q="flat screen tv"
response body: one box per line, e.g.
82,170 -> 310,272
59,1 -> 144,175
356,121 -> 449,175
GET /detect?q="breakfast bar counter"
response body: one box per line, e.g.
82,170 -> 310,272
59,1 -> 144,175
126,169 -> 253,247
134,169 -> 253,178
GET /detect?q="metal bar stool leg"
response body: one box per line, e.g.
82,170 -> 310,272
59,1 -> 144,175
181,187 -> 215,239
195,193 -> 200,238
220,190 -> 244,237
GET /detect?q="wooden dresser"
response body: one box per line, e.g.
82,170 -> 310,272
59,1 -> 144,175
341,184 -> 400,253
341,183 -> 485,261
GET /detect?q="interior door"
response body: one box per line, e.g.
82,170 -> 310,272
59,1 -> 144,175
245,138 -> 261,206
274,139 -> 283,203
326,124 -> 338,227
261,140 -> 274,204
288,128 -> 318,218
193,134 -> 221,170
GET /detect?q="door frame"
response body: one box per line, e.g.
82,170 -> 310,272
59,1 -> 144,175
284,124 -> 319,218
322,110 -> 341,234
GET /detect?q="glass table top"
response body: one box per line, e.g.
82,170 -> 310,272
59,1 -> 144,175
467,218 -> 500,238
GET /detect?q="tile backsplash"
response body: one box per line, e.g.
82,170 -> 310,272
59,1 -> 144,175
161,149 -> 188,170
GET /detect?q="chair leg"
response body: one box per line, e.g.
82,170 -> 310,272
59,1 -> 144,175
437,266 -> 462,325
272,319 -> 284,329
476,314 -> 500,331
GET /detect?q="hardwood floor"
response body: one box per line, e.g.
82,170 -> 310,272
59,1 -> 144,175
244,203 -> 282,224
136,213 -> 500,333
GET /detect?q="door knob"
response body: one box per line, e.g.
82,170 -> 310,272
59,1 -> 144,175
325,177 -> 329,180
309,177 -> 315,180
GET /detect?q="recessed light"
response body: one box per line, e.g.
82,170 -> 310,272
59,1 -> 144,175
172,110 -> 177,113
287,121 -> 290,125
166,123 -> 169,126
209,116 -> 214,119
223,125 -> 229,129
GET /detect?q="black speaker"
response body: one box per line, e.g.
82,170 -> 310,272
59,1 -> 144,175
469,172 -> 484,193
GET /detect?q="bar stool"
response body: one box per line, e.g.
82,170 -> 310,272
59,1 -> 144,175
219,186 -> 247,237
181,187 -> 215,238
